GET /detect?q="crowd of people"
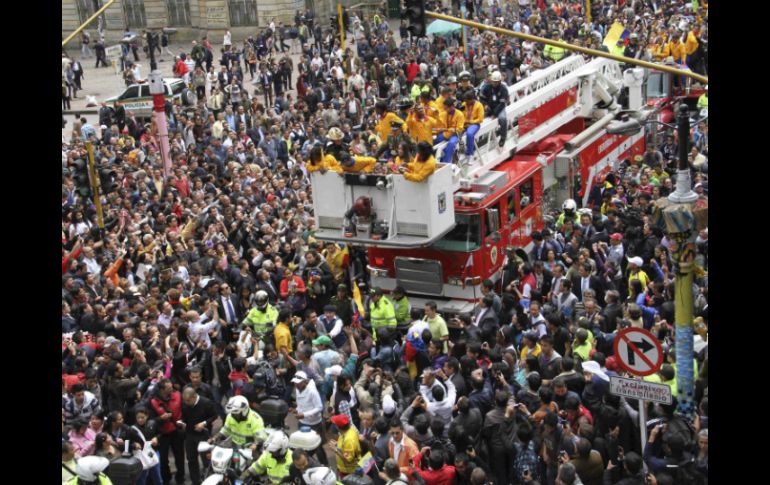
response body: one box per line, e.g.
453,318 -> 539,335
62,1 -> 708,484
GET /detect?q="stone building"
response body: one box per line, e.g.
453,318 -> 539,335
61,0 -> 354,42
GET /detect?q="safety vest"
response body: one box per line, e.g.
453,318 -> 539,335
369,297 -> 397,340
244,304 -> 278,334
65,474 -> 113,485
545,43 -> 567,61
392,295 -> 411,326
697,94 -> 708,109
221,410 -> 267,446
250,450 -> 292,484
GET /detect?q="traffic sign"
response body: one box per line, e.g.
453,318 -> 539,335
613,327 -> 664,377
609,375 -> 672,405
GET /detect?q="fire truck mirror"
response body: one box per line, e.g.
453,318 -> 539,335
486,208 -> 500,234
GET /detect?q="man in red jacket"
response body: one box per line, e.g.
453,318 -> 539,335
412,447 -> 457,485
151,379 -> 185,484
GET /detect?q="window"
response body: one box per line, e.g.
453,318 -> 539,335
506,190 -> 517,222
123,0 -> 147,28
170,80 -> 186,95
519,177 -> 533,210
432,213 -> 481,252
121,86 -> 140,99
76,0 -> 104,25
229,0 -> 258,27
166,0 -> 191,27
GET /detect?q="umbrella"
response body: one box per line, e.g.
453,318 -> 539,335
427,19 -> 462,36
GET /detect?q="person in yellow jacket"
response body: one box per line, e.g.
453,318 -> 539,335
338,152 -> 377,173
241,430 -> 292,484
697,85 -> 708,110
65,456 -> 114,485
406,103 -> 440,144
684,29 -> 699,66
650,34 -> 671,62
374,100 -> 404,144
418,91 -> 440,118
433,97 -> 465,164
434,86 -> 454,116
368,287 -> 397,341
667,34 -> 687,64
462,91 -> 485,159
306,146 -> 343,174
399,141 -> 437,182
330,414 -> 361,477
544,31 -> 568,61
610,38 -> 626,57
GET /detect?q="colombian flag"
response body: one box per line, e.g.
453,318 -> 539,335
603,22 -> 630,49
351,281 -> 365,328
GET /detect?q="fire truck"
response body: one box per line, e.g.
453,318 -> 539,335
310,55 -> 648,316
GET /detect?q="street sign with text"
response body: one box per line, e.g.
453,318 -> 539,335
613,327 -> 664,376
609,375 -> 672,405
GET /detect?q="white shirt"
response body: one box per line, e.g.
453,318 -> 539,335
295,380 -> 323,425
223,32 -> 232,46
158,311 -> 173,330
190,315 -> 219,347
83,257 -> 101,275
391,436 -> 405,463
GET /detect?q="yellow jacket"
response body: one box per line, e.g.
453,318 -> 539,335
436,109 -> 466,139
306,154 -> 343,173
435,95 -> 450,115
404,155 -> 437,182
668,40 -> 686,63
376,112 -> 405,143
685,31 -> 699,55
651,42 -> 670,62
406,112 -> 440,144
342,156 -> 377,173
420,99 -> 440,118
463,101 -> 485,126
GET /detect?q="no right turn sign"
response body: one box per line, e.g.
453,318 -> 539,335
613,327 -> 664,377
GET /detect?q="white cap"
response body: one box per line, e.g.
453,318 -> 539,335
325,365 -> 343,377
627,256 -> 644,267
382,394 -> 396,414
582,360 -> 609,382
291,371 -> 309,384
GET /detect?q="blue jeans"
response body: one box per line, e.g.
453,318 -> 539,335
434,133 -> 459,164
137,463 -> 164,485
465,124 -> 480,155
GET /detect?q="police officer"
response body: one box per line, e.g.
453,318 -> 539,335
395,96 -> 414,122
376,120 -> 415,160
243,290 -> 279,336
325,126 -> 349,160
368,287 -> 397,342
544,31 -> 568,62
556,199 -> 581,229
212,396 -> 268,451
480,71 -> 510,149
390,286 -> 411,331
241,430 -> 292,484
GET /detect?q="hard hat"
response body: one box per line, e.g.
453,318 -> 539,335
445,75 -> 457,84
327,127 -> 343,141
459,71 -> 471,80
265,430 -> 290,454
255,290 -> 269,309
225,395 -> 250,418
76,456 -> 110,481
397,97 -> 414,109
303,467 -> 338,485
562,199 -> 577,212
289,426 -> 322,451
490,71 -> 503,82
630,33 -> 638,40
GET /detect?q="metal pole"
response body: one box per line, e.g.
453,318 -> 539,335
425,11 -> 708,84
85,141 -> 105,230
636,399 -> 647,453
670,104 -> 697,418
62,0 -> 116,47
338,3 -> 346,51
147,32 -> 173,178
461,3 -> 468,57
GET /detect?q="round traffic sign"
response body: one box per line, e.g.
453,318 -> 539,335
612,327 -> 664,377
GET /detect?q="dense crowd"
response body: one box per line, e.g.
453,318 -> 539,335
62,1 -> 708,485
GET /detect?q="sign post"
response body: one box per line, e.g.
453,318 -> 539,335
612,327 -> 665,456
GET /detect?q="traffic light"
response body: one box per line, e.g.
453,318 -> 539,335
98,166 -> 118,193
72,158 -> 91,198
403,0 -> 427,38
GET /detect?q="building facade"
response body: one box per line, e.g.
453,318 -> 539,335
62,0 -> 348,42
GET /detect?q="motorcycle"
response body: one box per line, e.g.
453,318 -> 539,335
198,437 -> 257,485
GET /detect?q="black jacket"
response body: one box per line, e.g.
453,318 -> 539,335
181,395 -> 218,439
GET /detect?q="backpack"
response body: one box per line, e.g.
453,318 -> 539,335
664,456 -> 703,485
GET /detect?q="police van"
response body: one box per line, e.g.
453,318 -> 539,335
105,78 -> 196,119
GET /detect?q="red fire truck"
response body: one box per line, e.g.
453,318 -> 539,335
310,56 -> 648,316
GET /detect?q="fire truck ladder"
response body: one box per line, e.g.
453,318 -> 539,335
436,55 -> 626,192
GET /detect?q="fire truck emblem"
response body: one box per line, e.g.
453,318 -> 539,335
490,246 -> 498,266
438,192 -> 447,214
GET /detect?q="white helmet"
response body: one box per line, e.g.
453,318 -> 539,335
225,395 -> 250,418
562,199 -> 577,212
76,456 -> 110,481
265,430 -> 290,454
303,467 -> 338,485
327,127 -> 344,141
255,290 -> 269,309
490,71 -> 503,83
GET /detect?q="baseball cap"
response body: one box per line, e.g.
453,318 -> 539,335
382,395 -> 396,415
312,336 -> 333,347
330,414 -> 350,427
610,233 -> 623,241
291,371 -> 309,384
627,256 -> 644,267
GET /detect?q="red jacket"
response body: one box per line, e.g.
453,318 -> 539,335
151,391 -> 182,435
413,452 -> 457,485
